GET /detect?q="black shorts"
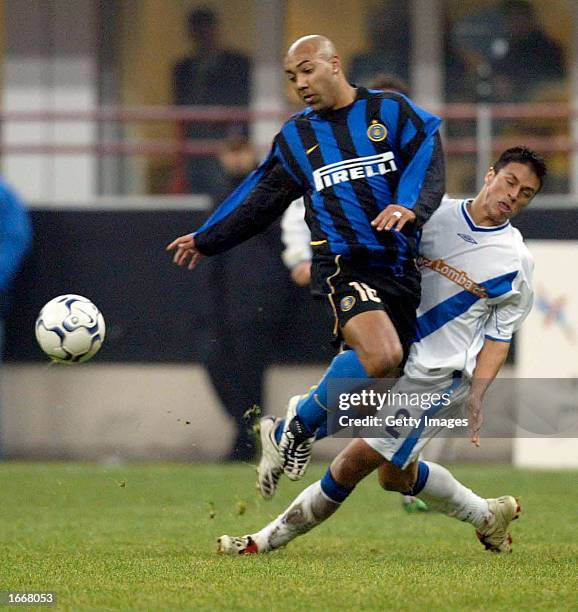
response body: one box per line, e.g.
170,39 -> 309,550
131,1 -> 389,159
311,254 -> 421,357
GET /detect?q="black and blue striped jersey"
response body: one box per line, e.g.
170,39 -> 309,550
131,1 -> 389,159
194,87 -> 444,270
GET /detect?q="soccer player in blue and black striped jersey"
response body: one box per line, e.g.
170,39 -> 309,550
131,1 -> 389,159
167,35 -> 445,481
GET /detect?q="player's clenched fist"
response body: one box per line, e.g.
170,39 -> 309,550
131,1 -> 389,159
166,233 -> 204,270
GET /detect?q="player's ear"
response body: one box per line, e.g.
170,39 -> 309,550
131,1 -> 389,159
485,166 -> 496,186
331,56 -> 340,74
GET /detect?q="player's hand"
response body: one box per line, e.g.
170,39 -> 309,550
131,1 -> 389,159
466,394 -> 483,447
371,205 -> 416,232
291,261 -> 312,286
166,234 -> 204,270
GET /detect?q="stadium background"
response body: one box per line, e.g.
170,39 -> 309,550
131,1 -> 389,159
1,0 -> 577,465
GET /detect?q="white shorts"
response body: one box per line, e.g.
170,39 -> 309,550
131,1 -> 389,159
363,372 -> 470,469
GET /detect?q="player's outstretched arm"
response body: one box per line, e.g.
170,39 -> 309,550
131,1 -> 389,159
467,339 -> 511,447
166,233 -> 204,270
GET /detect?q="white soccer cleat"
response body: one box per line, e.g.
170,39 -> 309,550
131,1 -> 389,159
256,416 -> 284,499
217,534 -> 260,555
476,496 -> 522,553
279,395 -> 316,481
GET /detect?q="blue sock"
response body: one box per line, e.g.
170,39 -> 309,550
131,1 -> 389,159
273,351 -> 368,443
314,422 -> 327,440
403,461 -> 430,496
274,420 -> 284,444
320,467 -> 354,503
296,350 -> 369,434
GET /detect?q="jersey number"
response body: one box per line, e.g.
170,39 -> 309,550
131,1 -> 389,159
348,282 -> 381,303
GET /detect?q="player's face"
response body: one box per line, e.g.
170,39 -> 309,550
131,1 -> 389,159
284,49 -> 340,111
482,162 -> 540,223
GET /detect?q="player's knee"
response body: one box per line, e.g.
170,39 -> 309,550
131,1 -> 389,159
378,467 -> 416,493
361,342 -> 404,378
383,340 -> 404,373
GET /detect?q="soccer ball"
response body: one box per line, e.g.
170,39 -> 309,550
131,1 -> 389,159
35,294 -> 106,363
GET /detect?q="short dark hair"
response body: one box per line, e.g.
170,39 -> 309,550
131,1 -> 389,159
188,6 -> 217,31
493,147 -> 547,191
369,73 -> 410,96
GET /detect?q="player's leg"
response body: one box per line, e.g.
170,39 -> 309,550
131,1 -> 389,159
377,459 -> 521,553
377,459 -> 491,524
363,373 -> 521,552
261,260 -> 417,495
279,346 -> 372,439
219,439 -> 384,555
278,310 -> 404,482
342,310 -> 404,377
370,375 -> 518,551
292,302 -> 405,433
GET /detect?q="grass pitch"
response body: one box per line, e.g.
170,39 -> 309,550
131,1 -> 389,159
0,462 -> 576,611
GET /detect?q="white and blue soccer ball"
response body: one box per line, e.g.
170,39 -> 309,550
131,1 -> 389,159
35,294 -> 106,363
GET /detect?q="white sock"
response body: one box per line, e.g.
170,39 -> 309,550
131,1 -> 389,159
253,481 -> 341,551
418,461 -> 490,528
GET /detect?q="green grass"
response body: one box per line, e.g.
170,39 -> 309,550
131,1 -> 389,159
0,463 -> 576,611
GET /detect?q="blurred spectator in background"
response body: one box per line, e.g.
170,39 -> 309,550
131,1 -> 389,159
204,137 -> 291,461
449,2 -> 506,101
446,0 -> 566,194
490,0 -> 565,102
489,1 -> 566,192
349,2 -> 410,86
443,13 -> 474,102
172,6 -> 251,194
450,0 -> 565,102
0,178 -> 32,454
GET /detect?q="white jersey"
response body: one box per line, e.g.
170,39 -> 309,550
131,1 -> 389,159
280,199 -> 311,270
280,195 -> 534,380
404,197 -> 534,381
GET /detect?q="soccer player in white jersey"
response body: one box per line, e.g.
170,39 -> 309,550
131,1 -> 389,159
218,147 -> 546,555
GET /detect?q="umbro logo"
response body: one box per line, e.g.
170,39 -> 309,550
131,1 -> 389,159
457,233 -> 477,244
